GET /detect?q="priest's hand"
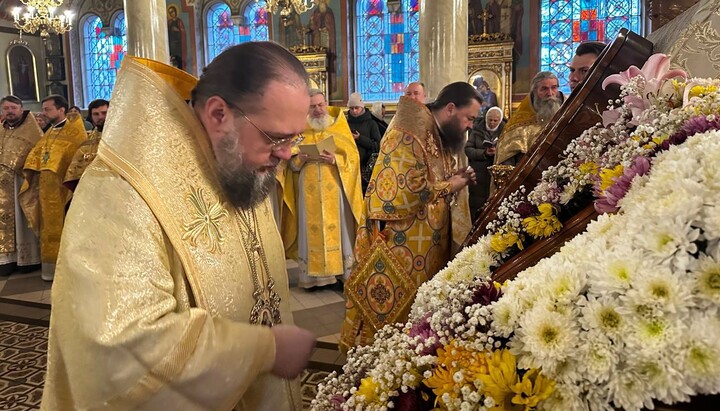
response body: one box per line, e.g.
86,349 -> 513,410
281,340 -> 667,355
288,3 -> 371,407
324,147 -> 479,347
270,325 -> 316,379
318,150 -> 336,165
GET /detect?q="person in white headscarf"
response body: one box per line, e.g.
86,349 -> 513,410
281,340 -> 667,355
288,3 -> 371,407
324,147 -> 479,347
465,106 -> 506,217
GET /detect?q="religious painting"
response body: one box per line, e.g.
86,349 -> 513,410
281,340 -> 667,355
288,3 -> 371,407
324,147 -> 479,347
470,70 -> 502,116
46,57 -> 65,81
468,1 -> 533,95
44,34 -> 63,57
165,0 -> 196,75
46,82 -> 67,99
6,43 -> 39,102
272,0 -> 345,101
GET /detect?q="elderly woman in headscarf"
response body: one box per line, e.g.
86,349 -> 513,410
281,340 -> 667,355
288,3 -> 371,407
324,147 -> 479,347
465,106 -> 506,218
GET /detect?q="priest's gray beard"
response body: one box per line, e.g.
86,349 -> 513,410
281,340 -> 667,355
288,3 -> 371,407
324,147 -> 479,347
533,95 -> 563,123
308,114 -> 334,131
215,131 -> 275,209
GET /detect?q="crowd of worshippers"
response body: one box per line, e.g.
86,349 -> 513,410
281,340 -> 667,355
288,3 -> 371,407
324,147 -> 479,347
0,94 -> 108,281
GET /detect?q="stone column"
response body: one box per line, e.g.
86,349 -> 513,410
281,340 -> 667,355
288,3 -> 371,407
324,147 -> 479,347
123,0 -> 170,63
419,0 -> 468,99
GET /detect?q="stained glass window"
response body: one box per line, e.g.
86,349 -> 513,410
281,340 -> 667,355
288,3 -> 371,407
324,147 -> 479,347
81,12 -> 127,103
540,0 -> 642,94
355,0 -> 420,102
205,1 -> 269,65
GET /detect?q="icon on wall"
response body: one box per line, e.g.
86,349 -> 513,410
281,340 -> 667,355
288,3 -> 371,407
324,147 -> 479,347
46,81 -> 67,99
45,56 -> 65,81
44,34 -> 63,57
6,41 -> 40,102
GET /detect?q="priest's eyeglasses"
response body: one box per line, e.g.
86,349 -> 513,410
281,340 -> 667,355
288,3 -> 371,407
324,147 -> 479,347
227,101 -> 304,151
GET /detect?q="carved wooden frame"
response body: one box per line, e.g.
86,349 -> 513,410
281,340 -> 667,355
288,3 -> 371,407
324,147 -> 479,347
467,40 -> 514,117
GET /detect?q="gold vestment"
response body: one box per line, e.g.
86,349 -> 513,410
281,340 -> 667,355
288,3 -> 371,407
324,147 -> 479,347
41,57 -> 300,411
284,107 -> 364,278
20,113 -> 86,263
0,112 -> 42,260
64,128 -> 102,190
340,97 -> 457,350
494,94 -> 543,165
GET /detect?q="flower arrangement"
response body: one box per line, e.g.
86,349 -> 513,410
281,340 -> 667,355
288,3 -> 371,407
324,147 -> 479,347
312,54 -> 720,410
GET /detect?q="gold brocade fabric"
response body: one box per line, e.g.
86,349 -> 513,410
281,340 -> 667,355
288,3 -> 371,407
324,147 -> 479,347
494,95 -> 543,165
19,114 -> 86,263
0,113 -> 42,254
340,97 -> 455,350
285,107 -> 363,276
63,129 -> 102,189
41,57 -> 300,411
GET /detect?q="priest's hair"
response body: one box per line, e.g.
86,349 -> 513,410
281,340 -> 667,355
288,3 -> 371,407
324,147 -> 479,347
191,41 -> 309,113
430,81 -> 483,112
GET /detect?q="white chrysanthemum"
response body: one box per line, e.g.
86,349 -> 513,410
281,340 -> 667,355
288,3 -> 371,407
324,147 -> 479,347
579,296 -> 626,339
691,252 -> 720,307
623,266 -> 693,315
623,313 -> 685,356
537,381 -> 588,411
588,249 -> 646,295
682,311 -> 720,393
607,365 -> 654,411
513,305 -> 579,373
490,297 -> 521,338
700,203 -> 720,240
637,218 -> 699,268
542,264 -> 587,305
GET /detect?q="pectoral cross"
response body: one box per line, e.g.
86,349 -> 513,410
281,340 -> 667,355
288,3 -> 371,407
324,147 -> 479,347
42,150 -> 50,164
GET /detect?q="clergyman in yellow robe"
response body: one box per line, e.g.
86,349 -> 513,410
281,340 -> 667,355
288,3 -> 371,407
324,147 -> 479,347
0,98 -> 42,275
41,43 -> 316,410
494,71 -> 564,165
20,103 -> 86,280
63,127 -> 101,191
341,88 -> 480,350
284,91 -> 363,289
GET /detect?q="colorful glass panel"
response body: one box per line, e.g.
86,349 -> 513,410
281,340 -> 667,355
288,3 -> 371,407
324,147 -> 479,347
82,12 -> 127,103
540,0 -> 642,94
355,0 -> 420,101
206,1 -> 269,66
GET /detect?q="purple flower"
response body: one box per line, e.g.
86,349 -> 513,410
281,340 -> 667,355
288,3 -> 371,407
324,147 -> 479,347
661,115 -> 720,151
471,282 -> 502,306
330,395 -> 346,410
594,156 -> 650,214
409,313 -> 441,355
515,202 -> 536,218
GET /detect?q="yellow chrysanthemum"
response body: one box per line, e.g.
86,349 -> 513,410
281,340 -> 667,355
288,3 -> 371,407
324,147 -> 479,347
688,84 -> 718,99
578,161 -> 599,176
356,377 -> 380,403
599,164 -> 624,191
522,203 -> 562,240
424,365 -> 458,406
436,341 -> 490,382
490,231 -> 524,253
478,350 -> 519,411
510,369 -> 556,409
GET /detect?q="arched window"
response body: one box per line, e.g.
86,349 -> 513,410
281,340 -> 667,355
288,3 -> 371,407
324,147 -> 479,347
355,0 -> 420,102
540,1 -> 643,94
205,1 -> 269,66
81,11 -> 127,102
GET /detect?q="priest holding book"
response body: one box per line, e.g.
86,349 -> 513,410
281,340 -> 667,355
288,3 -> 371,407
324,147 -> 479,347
285,89 -> 363,289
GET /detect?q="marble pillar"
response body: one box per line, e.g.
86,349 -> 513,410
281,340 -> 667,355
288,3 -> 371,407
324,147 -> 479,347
123,0 -> 170,63
418,0 -> 468,99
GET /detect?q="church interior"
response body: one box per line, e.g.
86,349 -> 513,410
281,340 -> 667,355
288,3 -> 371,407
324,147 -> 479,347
2,0 -> 720,410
